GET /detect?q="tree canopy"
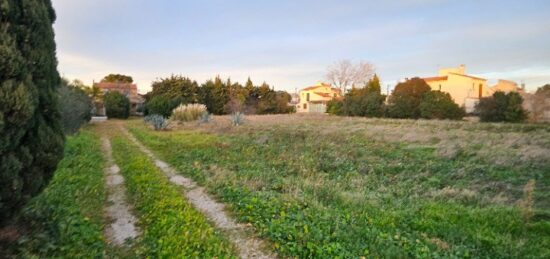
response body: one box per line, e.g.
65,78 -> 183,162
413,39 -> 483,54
0,0 -> 65,222
387,77 -> 432,118
101,74 -> 133,83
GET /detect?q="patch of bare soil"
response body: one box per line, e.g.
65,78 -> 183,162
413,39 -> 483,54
101,137 -> 140,246
122,127 -> 275,259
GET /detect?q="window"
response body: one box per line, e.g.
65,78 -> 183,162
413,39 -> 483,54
333,93 -> 337,97
303,103 -> 307,109
438,84 -> 441,91
306,93 -> 310,101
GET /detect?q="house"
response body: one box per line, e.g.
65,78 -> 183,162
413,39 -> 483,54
94,81 -> 145,115
422,65 -> 492,113
296,82 -> 342,113
490,79 -> 525,94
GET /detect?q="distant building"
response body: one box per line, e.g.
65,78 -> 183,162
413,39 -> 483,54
490,79 -> 525,94
94,81 -> 144,115
422,65 -> 492,113
296,82 -> 342,113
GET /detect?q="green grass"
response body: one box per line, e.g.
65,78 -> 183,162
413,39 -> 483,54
128,118 -> 550,258
19,130 -> 106,258
110,134 -> 236,258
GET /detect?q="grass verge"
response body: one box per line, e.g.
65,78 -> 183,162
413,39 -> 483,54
18,130 -> 106,257
110,134 -> 236,258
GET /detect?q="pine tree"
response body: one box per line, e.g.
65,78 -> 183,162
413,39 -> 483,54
0,0 -> 65,222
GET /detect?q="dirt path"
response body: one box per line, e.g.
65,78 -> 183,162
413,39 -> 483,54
121,127 -> 276,259
101,137 -> 140,246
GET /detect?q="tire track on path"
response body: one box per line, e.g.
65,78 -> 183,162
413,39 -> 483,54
101,137 -> 140,246
121,127 -> 275,259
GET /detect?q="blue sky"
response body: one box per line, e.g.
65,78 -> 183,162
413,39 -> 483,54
51,0 -> 550,93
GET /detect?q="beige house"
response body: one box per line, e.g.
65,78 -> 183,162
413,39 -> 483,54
423,65 -> 491,113
296,82 -> 342,113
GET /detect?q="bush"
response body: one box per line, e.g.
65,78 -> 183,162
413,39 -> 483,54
58,79 -> 93,134
144,114 -> 169,130
387,77 -> 431,119
0,0 -> 65,222
145,95 -> 181,117
104,91 -> 130,119
170,103 -> 207,122
420,91 -> 465,120
476,91 -> 528,122
326,99 -> 343,115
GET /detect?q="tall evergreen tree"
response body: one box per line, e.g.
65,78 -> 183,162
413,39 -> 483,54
0,0 -> 65,222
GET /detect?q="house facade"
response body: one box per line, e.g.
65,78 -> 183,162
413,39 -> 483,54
296,82 -> 342,113
94,81 -> 144,115
423,65 -> 492,113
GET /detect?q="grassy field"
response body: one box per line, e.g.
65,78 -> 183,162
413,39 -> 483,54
128,114 -> 550,258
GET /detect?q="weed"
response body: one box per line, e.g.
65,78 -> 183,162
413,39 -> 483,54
230,112 -> 244,126
144,114 -> 169,130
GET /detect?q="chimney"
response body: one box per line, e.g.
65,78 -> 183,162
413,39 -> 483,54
459,64 -> 466,74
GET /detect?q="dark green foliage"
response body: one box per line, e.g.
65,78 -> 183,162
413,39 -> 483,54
326,99 -> 343,115
420,91 -> 465,120
104,91 -> 130,119
20,132 -> 105,257
144,75 -> 294,115
387,77 -> 432,118
148,75 -> 199,103
145,95 -> 181,117
337,75 -> 385,117
58,79 -> 93,134
476,91 -> 528,122
200,77 -> 231,114
101,73 -> 133,83
0,0 -> 65,222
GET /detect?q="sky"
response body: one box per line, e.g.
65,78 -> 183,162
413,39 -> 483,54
51,0 -> 550,94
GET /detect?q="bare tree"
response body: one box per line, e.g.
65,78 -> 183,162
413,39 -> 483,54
326,59 -> 375,93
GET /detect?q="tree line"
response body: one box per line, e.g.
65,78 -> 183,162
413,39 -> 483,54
144,75 -> 293,117
327,75 -> 545,123
328,76 -> 466,120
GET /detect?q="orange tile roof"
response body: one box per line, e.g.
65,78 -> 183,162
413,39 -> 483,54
314,92 -> 332,97
449,73 -> 486,81
95,82 -> 138,91
302,84 -> 340,92
423,76 -> 448,82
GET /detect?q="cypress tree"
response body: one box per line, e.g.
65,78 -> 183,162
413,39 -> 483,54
0,0 -> 65,222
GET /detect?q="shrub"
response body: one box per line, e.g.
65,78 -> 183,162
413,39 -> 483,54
387,77 -> 431,119
0,0 -> 65,222
230,112 -> 244,126
420,91 -> 465,120
144,114 -> 169,131
145,95 -> 181,117
476,91 -> 528,122
58,79 -> 93,134
104,91 -> 130,119
199,111 -> 212,124
170,103 -> 207,122
326,99 -> 343,115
